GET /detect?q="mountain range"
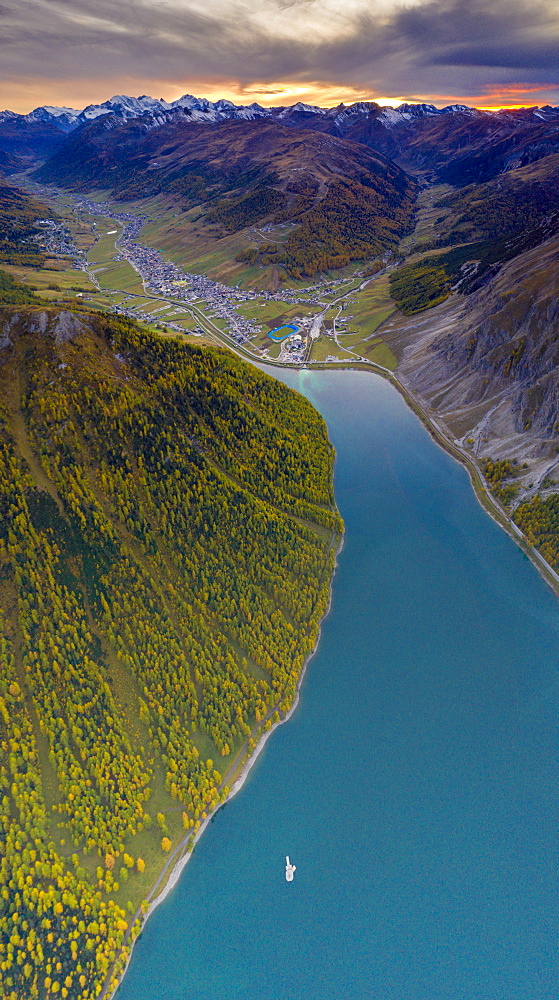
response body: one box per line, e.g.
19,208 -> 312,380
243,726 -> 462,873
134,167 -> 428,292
3,92 -> 559,180
0,93 -> 479,134
2,91 -> 559,510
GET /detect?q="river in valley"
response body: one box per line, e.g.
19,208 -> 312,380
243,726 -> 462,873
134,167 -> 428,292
117,369 -> 559,1000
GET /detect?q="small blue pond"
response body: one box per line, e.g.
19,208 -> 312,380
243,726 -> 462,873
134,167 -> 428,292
268,324 -> 299,342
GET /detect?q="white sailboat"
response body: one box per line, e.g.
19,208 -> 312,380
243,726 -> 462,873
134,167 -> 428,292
285,855 -> 296,882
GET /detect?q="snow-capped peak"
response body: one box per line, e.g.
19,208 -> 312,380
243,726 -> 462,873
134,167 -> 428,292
396,103 -> 441,117
102,95 -> 164,114
170,94 -> 214,111
213,99 -> 236,111
79,104 -> 112,121
24,105 -> 84,131
347,102 -> 381,115
379,106 -> 411,124
35,105 -> 80,117
441,104 -> 478,115
278,102 -> 324,117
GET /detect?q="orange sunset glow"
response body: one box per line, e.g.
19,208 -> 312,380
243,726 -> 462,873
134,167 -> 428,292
3,78 -> 557,116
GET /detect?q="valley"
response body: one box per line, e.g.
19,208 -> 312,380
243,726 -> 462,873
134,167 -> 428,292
13,166 -> 559,592
7,178 -> 400,371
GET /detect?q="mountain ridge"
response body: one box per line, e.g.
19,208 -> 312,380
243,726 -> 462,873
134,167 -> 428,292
0,93 -> 491,133
5,93 -> 559,137
4,92 -> 559,184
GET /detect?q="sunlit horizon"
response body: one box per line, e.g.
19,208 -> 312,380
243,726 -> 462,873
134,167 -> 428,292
3,78 -> 556,116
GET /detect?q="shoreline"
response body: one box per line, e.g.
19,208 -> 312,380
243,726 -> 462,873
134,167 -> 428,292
289,356 -> 559,601
385,369 -> 559,601
104,526 -> 344,999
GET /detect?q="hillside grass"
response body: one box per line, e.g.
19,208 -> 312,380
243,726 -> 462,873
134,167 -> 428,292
0,260 -> 95,296
310,337 -> 355,362
341,273 -> 396,337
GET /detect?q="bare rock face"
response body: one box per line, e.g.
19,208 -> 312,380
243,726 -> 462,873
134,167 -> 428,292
382,231 -> 559,494
0,315 -> 15,350
52,310 -> 90,344
0,308 -> 92,347
27,311 -> 49,335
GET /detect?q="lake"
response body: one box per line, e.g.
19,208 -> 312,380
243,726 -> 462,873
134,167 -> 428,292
117,369 -> 559,1000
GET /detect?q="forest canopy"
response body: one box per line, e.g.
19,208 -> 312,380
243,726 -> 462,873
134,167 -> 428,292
0,181 -> 52,267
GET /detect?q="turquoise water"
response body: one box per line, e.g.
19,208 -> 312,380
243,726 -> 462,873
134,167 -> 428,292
117,370 -> 559,1000
268,324 -> 299,341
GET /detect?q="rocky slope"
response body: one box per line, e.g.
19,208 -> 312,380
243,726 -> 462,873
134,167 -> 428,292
383,230 -> 559,499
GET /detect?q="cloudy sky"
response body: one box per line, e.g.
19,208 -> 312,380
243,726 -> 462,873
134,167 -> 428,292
3,0 -> 559,113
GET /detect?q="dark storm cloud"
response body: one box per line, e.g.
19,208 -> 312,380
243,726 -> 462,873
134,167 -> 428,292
3,0 -> 559,100
3,0 -> 302,81
391,0 -> 559,73
430,42 -> 559,72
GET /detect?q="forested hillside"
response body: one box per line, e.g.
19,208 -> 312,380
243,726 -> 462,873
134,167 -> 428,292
0,181 -> 52,267
0,268 -> 40,305
0,307 -> 342,999
0,117 -> 66,172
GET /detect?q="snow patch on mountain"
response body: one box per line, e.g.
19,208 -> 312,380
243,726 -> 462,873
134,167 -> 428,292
379,107 -> 412,125
441,104 -> 479,115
